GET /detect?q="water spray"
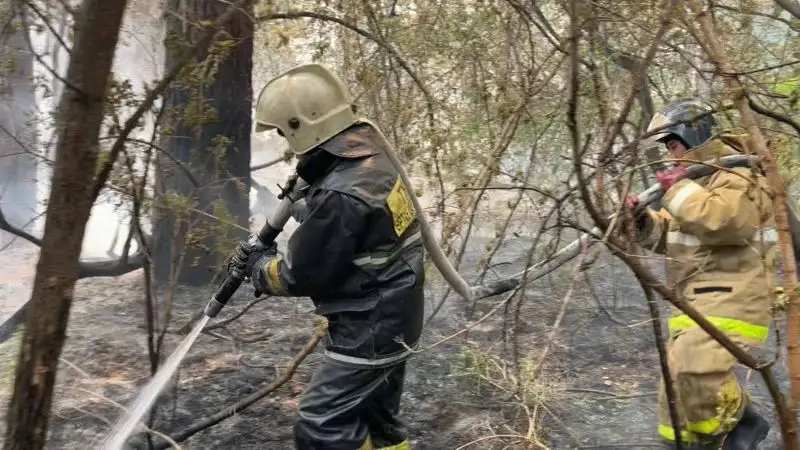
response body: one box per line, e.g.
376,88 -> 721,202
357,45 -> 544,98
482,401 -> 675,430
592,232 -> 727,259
99,172 -> 309,450
98,146 -> 784,449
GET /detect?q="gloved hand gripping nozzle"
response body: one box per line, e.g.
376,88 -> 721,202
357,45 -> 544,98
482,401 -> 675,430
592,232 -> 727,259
203,174 -> 309,318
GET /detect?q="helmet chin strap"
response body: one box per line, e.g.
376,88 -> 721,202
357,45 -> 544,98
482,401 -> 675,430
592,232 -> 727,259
295,147 -> 337,184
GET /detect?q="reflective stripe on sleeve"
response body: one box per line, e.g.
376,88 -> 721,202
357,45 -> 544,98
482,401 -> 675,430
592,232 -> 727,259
665,181 -> 704,216
666,227 -> 778,247
324,348 -> 414,367
266,256 -> 290,295
352,230 -> 422,270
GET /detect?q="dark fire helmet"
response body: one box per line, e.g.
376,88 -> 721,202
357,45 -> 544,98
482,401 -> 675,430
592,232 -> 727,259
646,97 -> 718,150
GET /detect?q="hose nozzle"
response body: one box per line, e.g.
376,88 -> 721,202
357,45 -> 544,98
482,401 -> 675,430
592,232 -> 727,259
203,297 -> 225,318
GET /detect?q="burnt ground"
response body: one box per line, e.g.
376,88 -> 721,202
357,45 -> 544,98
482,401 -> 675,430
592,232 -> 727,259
0,235 -> 791,449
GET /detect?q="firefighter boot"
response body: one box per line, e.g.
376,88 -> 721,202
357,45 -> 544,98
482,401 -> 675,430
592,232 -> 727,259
722,405 -> 769,450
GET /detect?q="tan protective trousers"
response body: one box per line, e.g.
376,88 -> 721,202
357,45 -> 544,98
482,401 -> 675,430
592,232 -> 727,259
657,318 -> 768,444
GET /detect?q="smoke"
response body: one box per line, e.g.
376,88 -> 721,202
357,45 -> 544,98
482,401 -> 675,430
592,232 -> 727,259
0,10 -> 37,249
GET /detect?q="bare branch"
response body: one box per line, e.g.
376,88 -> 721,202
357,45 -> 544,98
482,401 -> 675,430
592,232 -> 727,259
250,154 -> 290,172
154,326 -> 324,449
98,136 -> 200,187
23,1 -> 72,55
748,99 -> 800,137
642,284 -> 683,449
714,3 -> 800,30
255,10 -> 435,128
90,0 -> 255,202
0,205 -> 145,278
689,0 -> 800,429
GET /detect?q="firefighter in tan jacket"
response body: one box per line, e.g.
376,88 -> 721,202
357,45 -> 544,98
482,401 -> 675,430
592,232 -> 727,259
626,98 -> 776,449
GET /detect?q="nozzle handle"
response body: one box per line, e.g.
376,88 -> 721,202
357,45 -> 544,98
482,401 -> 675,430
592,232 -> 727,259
204,275 -> 244,318
203,175 -> 310,318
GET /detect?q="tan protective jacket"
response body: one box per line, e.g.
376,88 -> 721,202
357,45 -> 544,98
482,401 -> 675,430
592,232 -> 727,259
638,134 -> 778,344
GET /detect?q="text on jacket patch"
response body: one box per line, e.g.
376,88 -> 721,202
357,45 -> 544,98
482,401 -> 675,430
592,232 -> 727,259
386,176 -> 417,236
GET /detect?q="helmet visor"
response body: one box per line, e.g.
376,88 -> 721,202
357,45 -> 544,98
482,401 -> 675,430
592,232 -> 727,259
255,122 -> 274,133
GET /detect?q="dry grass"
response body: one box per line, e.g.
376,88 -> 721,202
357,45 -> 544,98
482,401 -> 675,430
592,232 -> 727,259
450,343 -> 564,449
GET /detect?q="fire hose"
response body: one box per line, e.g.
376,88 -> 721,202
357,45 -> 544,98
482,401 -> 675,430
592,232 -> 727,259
104,144 -> 796,449
474,154 -> 800,300
204,147 -> 797,321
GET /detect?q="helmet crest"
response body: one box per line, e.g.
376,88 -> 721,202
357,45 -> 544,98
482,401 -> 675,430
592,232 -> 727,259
254,64 -> 359,155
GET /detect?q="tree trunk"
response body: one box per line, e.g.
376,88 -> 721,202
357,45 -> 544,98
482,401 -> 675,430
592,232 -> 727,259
0,5 -> 37,246
153,0 -> 253,287
3,1 -> 129,448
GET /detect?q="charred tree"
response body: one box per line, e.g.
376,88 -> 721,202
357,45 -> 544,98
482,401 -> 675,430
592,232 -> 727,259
2,0 -> 130,448
0,4 -> 37,246
153,0 -> 253,286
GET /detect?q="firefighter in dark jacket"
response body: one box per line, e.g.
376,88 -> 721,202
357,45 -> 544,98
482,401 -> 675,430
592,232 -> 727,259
242,63 -> 423,450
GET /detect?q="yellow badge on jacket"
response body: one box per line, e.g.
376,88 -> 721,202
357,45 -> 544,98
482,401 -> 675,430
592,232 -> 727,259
386,176 -> 416,236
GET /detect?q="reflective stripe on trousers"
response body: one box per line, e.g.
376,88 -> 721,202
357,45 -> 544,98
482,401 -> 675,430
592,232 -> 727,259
659,376 -> 742,440
658,314 -> 761,442
667,314 -> 769,343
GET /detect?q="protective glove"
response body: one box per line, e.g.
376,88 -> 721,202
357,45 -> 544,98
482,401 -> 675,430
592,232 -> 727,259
655,165 -> 687,192
229,237 -> 279,297
245,243 -> 278,276
228,238 -> 278,278
625,194 -> 640,211
247,243 -> 279,298
622,194 -> 650,234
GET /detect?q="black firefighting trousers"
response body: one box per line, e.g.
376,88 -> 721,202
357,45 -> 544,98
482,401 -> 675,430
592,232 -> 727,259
294,360 -> 409,450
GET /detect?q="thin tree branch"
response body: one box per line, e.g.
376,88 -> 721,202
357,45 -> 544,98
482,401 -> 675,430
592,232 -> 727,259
642,284 -> 683,450
154,326 -> 324,449
98,136 -> 200,187
689,1 -> 800,430
23,1 -> 72,55
255,10 -> 435,129
713,3 -> 800,30
90,0 -> 254,202
748,99 -> 800,137
250,154 -> 289,171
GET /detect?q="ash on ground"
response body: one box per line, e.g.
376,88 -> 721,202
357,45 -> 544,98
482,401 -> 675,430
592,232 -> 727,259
0,236 -> 788,449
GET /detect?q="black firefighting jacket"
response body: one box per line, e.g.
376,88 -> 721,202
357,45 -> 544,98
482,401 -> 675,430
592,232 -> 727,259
254,122 -> 425,368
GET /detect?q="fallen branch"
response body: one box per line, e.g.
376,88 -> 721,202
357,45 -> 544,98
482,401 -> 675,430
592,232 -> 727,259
154,326 -> 324,448
195,296 -> 269,333
530,240 -> 589,380
0,205 -> 146,278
